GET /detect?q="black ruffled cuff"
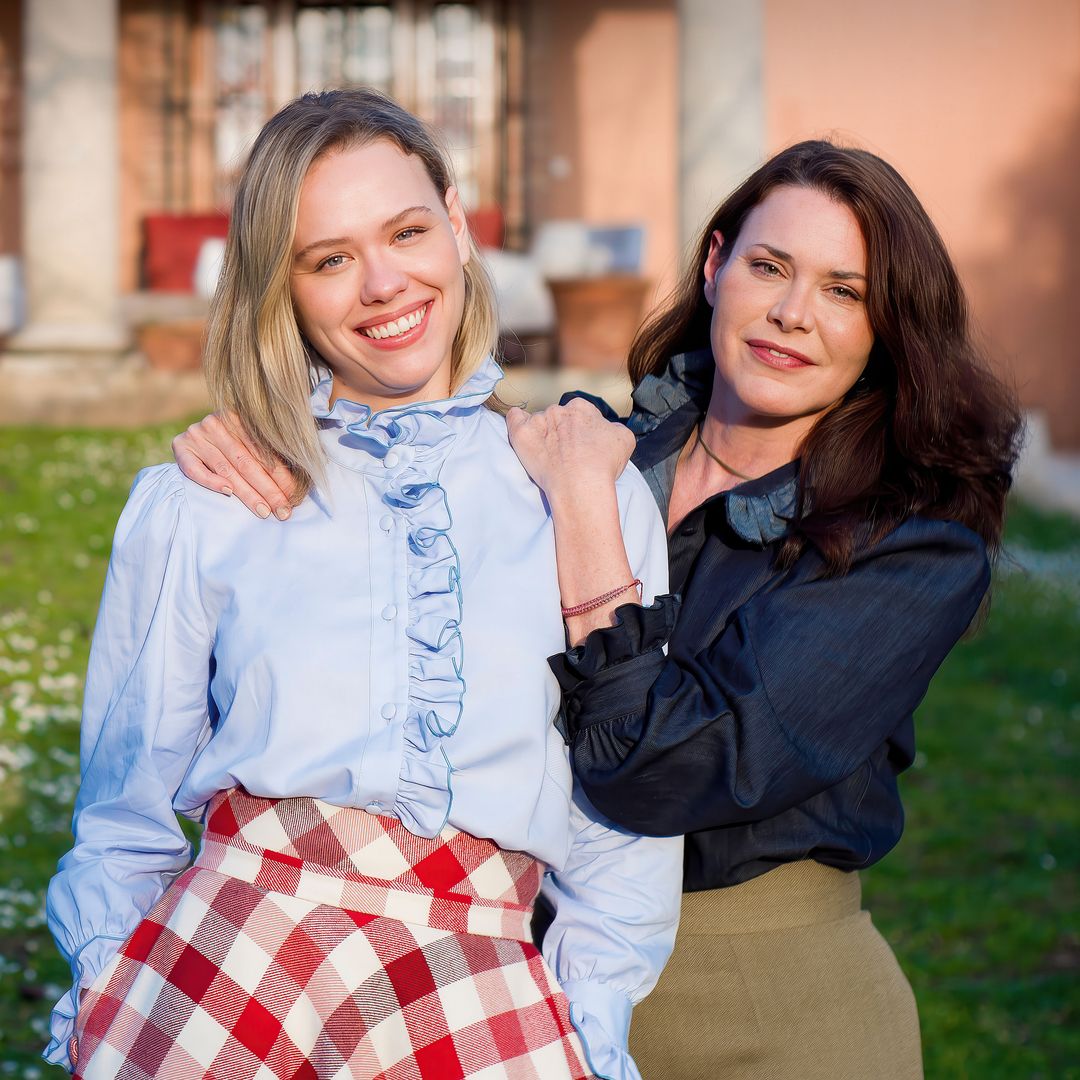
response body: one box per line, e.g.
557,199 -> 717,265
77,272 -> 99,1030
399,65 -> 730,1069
548,597 -> 679,742
550,595 -> 679,687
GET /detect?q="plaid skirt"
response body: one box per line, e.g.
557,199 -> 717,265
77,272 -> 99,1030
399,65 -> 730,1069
72,788 -> 593,1079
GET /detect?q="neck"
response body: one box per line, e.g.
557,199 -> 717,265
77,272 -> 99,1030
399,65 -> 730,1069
329,374 -> 453,414
697,379 -> 813,480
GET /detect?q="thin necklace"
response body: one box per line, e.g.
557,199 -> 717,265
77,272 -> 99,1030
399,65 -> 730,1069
694,424 -> 757,481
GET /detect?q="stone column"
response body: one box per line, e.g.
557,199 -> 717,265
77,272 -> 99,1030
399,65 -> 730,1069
0,0 -> 140,419
677,0 -> 766,248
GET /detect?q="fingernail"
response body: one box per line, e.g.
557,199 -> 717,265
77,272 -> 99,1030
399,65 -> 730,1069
274,507 -> 291,521
222,486 -> 234,497
256,503 -> 271,519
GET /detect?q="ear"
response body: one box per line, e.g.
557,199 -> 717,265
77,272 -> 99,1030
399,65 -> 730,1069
444,186 -> 471,266
703,229 -> 725,307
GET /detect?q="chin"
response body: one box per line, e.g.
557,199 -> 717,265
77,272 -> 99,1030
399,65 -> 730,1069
340,351 -> 448,398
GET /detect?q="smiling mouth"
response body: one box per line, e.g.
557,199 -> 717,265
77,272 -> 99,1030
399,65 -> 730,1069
746,340 -> 814,368
357,303 -> 430,340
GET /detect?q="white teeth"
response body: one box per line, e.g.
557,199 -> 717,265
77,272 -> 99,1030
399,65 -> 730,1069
360,304 -> 427,339
768,348 -> 791,358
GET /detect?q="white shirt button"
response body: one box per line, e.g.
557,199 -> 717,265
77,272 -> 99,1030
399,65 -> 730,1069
381,604 -> 397,621
379,514 -> 394,532
380,702 -> 396,720
383,451 -> 400,468
366,801 -> 383,814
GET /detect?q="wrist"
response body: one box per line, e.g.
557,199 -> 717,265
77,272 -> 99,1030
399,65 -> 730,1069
561,579 -> 641,618
545,475 -> 618,513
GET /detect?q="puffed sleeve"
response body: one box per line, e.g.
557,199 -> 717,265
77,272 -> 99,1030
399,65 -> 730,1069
550,517 -> 990,837
542,465 -> 683,1080
43,465 -> 213,1070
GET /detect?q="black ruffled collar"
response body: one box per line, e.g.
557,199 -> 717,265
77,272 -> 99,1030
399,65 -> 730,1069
629,349 -> 799,546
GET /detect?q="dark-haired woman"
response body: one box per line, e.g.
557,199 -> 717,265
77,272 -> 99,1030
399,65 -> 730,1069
172,140 -> 1022,1078
504,145 -> 1021,1079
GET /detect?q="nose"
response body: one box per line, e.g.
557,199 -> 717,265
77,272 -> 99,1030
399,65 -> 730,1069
359,253 -> 409,306
767,281 -> 814,334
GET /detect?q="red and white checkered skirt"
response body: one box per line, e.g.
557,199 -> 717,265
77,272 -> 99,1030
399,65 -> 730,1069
72,788 -> 594,1079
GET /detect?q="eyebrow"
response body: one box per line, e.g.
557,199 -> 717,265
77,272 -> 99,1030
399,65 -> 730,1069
757,243 -> 867,283
293,205 -> 436,263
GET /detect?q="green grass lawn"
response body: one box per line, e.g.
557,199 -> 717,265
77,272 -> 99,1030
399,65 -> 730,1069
1,425 -> 1077,1078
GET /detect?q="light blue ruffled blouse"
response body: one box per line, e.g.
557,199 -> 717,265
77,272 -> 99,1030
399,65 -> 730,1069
44,358 -> 682,1079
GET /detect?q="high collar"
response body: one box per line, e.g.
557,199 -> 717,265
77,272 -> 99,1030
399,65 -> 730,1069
309,355 -> 503,434
629,347 -> 715,435
629,348 -> 800,546
309,356 -> 503,471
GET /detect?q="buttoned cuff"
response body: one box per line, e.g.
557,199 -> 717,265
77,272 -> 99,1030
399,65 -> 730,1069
561,979 -> 641,1080
44,933 -> 128,1072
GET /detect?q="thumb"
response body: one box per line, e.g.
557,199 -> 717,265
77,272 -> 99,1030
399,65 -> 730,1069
505,406 -> 529,437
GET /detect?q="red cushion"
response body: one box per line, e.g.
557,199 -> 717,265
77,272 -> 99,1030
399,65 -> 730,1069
466,207 -> 504,250
143,213 -> 230,292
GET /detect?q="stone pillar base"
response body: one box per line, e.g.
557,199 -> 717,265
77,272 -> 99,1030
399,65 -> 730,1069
5,321 -> 131,355
0,350 -> 209,426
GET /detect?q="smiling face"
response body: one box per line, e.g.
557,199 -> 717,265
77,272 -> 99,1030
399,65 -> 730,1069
704,184 -> 874,430
290,139 -> 470,410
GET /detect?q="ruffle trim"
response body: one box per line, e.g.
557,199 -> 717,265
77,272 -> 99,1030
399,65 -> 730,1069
44,933 -> 127,1070
550,596 -> 679,688
726,474 -> 799,545
627,347 -> 714,435
309,356 -> 502,428
309,358 -> 503,837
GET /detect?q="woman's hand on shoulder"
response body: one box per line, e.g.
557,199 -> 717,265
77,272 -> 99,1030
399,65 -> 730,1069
505,399 -> 636,504
172,412 -> 295,520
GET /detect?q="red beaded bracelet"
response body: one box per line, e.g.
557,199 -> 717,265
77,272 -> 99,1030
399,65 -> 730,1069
561,579 -> 642,619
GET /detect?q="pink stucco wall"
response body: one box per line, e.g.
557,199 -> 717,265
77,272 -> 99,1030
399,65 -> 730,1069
763,0 -> 1080,447
526,0 -> 680,301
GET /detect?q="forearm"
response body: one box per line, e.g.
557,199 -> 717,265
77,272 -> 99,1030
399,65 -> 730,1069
541,793 -> 682,1080
548,480 -> 639,646
556,522 -> 992,835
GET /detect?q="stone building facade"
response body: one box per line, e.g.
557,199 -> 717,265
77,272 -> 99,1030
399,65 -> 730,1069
0,0 -> 1077,447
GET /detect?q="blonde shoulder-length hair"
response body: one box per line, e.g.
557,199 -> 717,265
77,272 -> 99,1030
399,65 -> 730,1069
204,88 -> 500,501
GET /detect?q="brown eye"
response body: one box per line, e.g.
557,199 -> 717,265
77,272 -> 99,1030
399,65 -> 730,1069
829,284 -> 861,302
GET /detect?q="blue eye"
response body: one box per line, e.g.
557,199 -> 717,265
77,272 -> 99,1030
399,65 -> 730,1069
395,227 -> 426,242
316,254 -> 348,271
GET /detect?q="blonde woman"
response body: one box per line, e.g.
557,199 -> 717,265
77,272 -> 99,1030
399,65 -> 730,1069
45,89 -> 680,1080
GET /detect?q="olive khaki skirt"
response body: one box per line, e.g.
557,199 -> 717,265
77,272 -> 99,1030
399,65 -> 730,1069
629,861 -> 922,1080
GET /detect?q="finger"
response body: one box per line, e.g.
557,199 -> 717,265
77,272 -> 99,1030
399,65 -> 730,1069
179,432 -> 277,519
201,420 -> 292,520
213,467 -> 278,519
173,440 -> 235,495
268,460 -> 298,503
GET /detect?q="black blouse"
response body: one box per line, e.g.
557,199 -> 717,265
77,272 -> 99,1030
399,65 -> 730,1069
549,352 -> 990,891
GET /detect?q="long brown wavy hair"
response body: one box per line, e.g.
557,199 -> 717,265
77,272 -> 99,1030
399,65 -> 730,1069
628,140 -> 1022,573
